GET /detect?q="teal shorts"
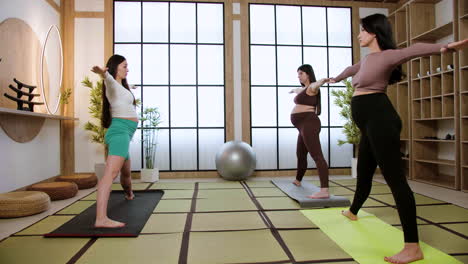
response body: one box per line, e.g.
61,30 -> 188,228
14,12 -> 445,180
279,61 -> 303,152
105,118 -> 138,160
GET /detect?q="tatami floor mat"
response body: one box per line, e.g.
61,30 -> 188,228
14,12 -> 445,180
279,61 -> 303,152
0,236 -> 89,264
75,234 -> 182,264
416,205 -> 468,223
149,182 -> 195,190
328,186 -> 356,195
15,216 -> 74,235
441,223 -> 468,237
279,229 -> 352,262
160,190 -> 195,199
348,185 -> 392,194
197,189 -> 250,199
371,193 -> 447,206
265,211 -> 317,229
332,179 -> 387,186
111,183 -> 150,191
198,181 -> 244,189
56,201 -> 95,215
153,199 -> 192,213
141,213 -> 188,233
187,230 -> 289,264
191,212 -> 267,231
244,181 -> 276,188
250,187 -> 287,197
342,195 -> 387,207
257,197 -> 302,210
195,198 -> 257,212
415,225 -> 468,254
364,207 -> 428,225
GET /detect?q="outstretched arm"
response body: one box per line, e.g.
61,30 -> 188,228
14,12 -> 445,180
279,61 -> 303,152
306,78 -> 330,96
330,61 -> 361,83
91,66 -> 108,79
389,39 -> 468,66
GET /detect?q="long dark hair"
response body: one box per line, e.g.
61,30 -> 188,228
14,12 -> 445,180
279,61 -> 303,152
361,14 -> 405,84
101,54 -> 135,128
297,64 -> 321,115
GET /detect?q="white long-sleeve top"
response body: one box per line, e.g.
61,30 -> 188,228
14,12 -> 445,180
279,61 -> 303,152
104,72 -> 138,119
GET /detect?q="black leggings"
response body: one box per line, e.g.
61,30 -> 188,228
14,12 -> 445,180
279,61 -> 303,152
350,93 -> 418,243
291,112 -> 329,188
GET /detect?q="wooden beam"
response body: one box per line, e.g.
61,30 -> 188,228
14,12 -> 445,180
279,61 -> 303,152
225,0 -> 235,141
45,0 -> 60,14
104,0 -> 113,63
60,0 -> 75,175
75,11 -> 105,18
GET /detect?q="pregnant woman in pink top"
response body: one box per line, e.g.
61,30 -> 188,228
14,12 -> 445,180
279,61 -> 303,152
290,64 -> 330,199
330,14 -> 468,264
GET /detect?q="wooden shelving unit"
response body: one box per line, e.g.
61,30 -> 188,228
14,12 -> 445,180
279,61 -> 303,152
459,0 -> 468,191
389,6 -> 412,179
405,0 -> 461,189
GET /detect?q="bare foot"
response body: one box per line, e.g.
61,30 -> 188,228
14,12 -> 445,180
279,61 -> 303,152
341,210 -> 358,221
384,243 -> 424,264
293,180 -> 302,187
307,190 -> 330,199
125,191 -> 134,200
95,218 -> 126,228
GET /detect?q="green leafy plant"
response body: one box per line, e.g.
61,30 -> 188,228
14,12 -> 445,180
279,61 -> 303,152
330,79 -> 360,149
140,107 -> 162,169
82,77 -> 106,148
59,88 -> 72,105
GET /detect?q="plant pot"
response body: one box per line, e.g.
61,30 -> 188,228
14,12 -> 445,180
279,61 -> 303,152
94,163 -> 105,180
141,168 -> 159,182
351,158 -> 358,178
95,163 -> 121,182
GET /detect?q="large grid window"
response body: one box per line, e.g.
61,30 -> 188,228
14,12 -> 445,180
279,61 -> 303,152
249,4 -> 353,170
114,1 -> 226,171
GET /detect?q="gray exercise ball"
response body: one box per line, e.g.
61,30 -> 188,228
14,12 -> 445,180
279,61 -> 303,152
215,141 -> 256,181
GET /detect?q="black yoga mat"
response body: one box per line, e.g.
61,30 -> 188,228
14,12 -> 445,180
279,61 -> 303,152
44,190 -> 164,237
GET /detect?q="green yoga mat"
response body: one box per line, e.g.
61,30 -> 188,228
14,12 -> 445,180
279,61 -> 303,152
301,208 -> 462,264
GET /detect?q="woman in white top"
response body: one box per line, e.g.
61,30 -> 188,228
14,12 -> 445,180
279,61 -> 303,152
91,54 -> 138,228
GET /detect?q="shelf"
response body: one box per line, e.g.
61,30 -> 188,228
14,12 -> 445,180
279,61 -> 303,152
397,80 -> 409,85
460,13 -> 468,20
414,139 -> 455,143
461,91 -> 468,95
461,65 -> 468,70
400,138 -> 410,141
0,107 -> 77,121
412,22 -> 453,42
462,115 -> 468,119
402,157 -> 410,161
413,117 -> 455,121
415,159 -> 455,166
412,177 -> 456,190
398,41 -> 408,48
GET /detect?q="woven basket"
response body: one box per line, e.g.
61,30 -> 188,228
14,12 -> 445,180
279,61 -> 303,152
27,181 -> 78,200
56,174 -> 98,189
0,191 -> 50,218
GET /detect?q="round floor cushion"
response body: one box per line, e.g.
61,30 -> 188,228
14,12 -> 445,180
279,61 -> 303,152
56,174 -> 97,189
27,182 -> 78,200
0,191 -> 50,218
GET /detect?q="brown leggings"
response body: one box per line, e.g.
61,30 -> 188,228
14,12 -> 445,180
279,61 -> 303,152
291,112 -> 329,188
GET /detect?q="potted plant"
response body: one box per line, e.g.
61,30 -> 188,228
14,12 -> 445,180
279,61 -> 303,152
59,88 -> 72,116
330,79 -> 361,178
82,77 -> 107,179
140,107 -> 162,182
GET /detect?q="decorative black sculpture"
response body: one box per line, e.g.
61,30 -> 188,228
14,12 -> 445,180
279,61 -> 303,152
3,78 -> 44,112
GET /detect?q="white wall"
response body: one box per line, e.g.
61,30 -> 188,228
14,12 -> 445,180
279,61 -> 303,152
0,0 -> 61,192
74,2 -> 106,173
358,8 -> 389,59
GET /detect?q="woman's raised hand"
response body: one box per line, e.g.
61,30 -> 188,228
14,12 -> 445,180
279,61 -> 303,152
91,66 -> 108,77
